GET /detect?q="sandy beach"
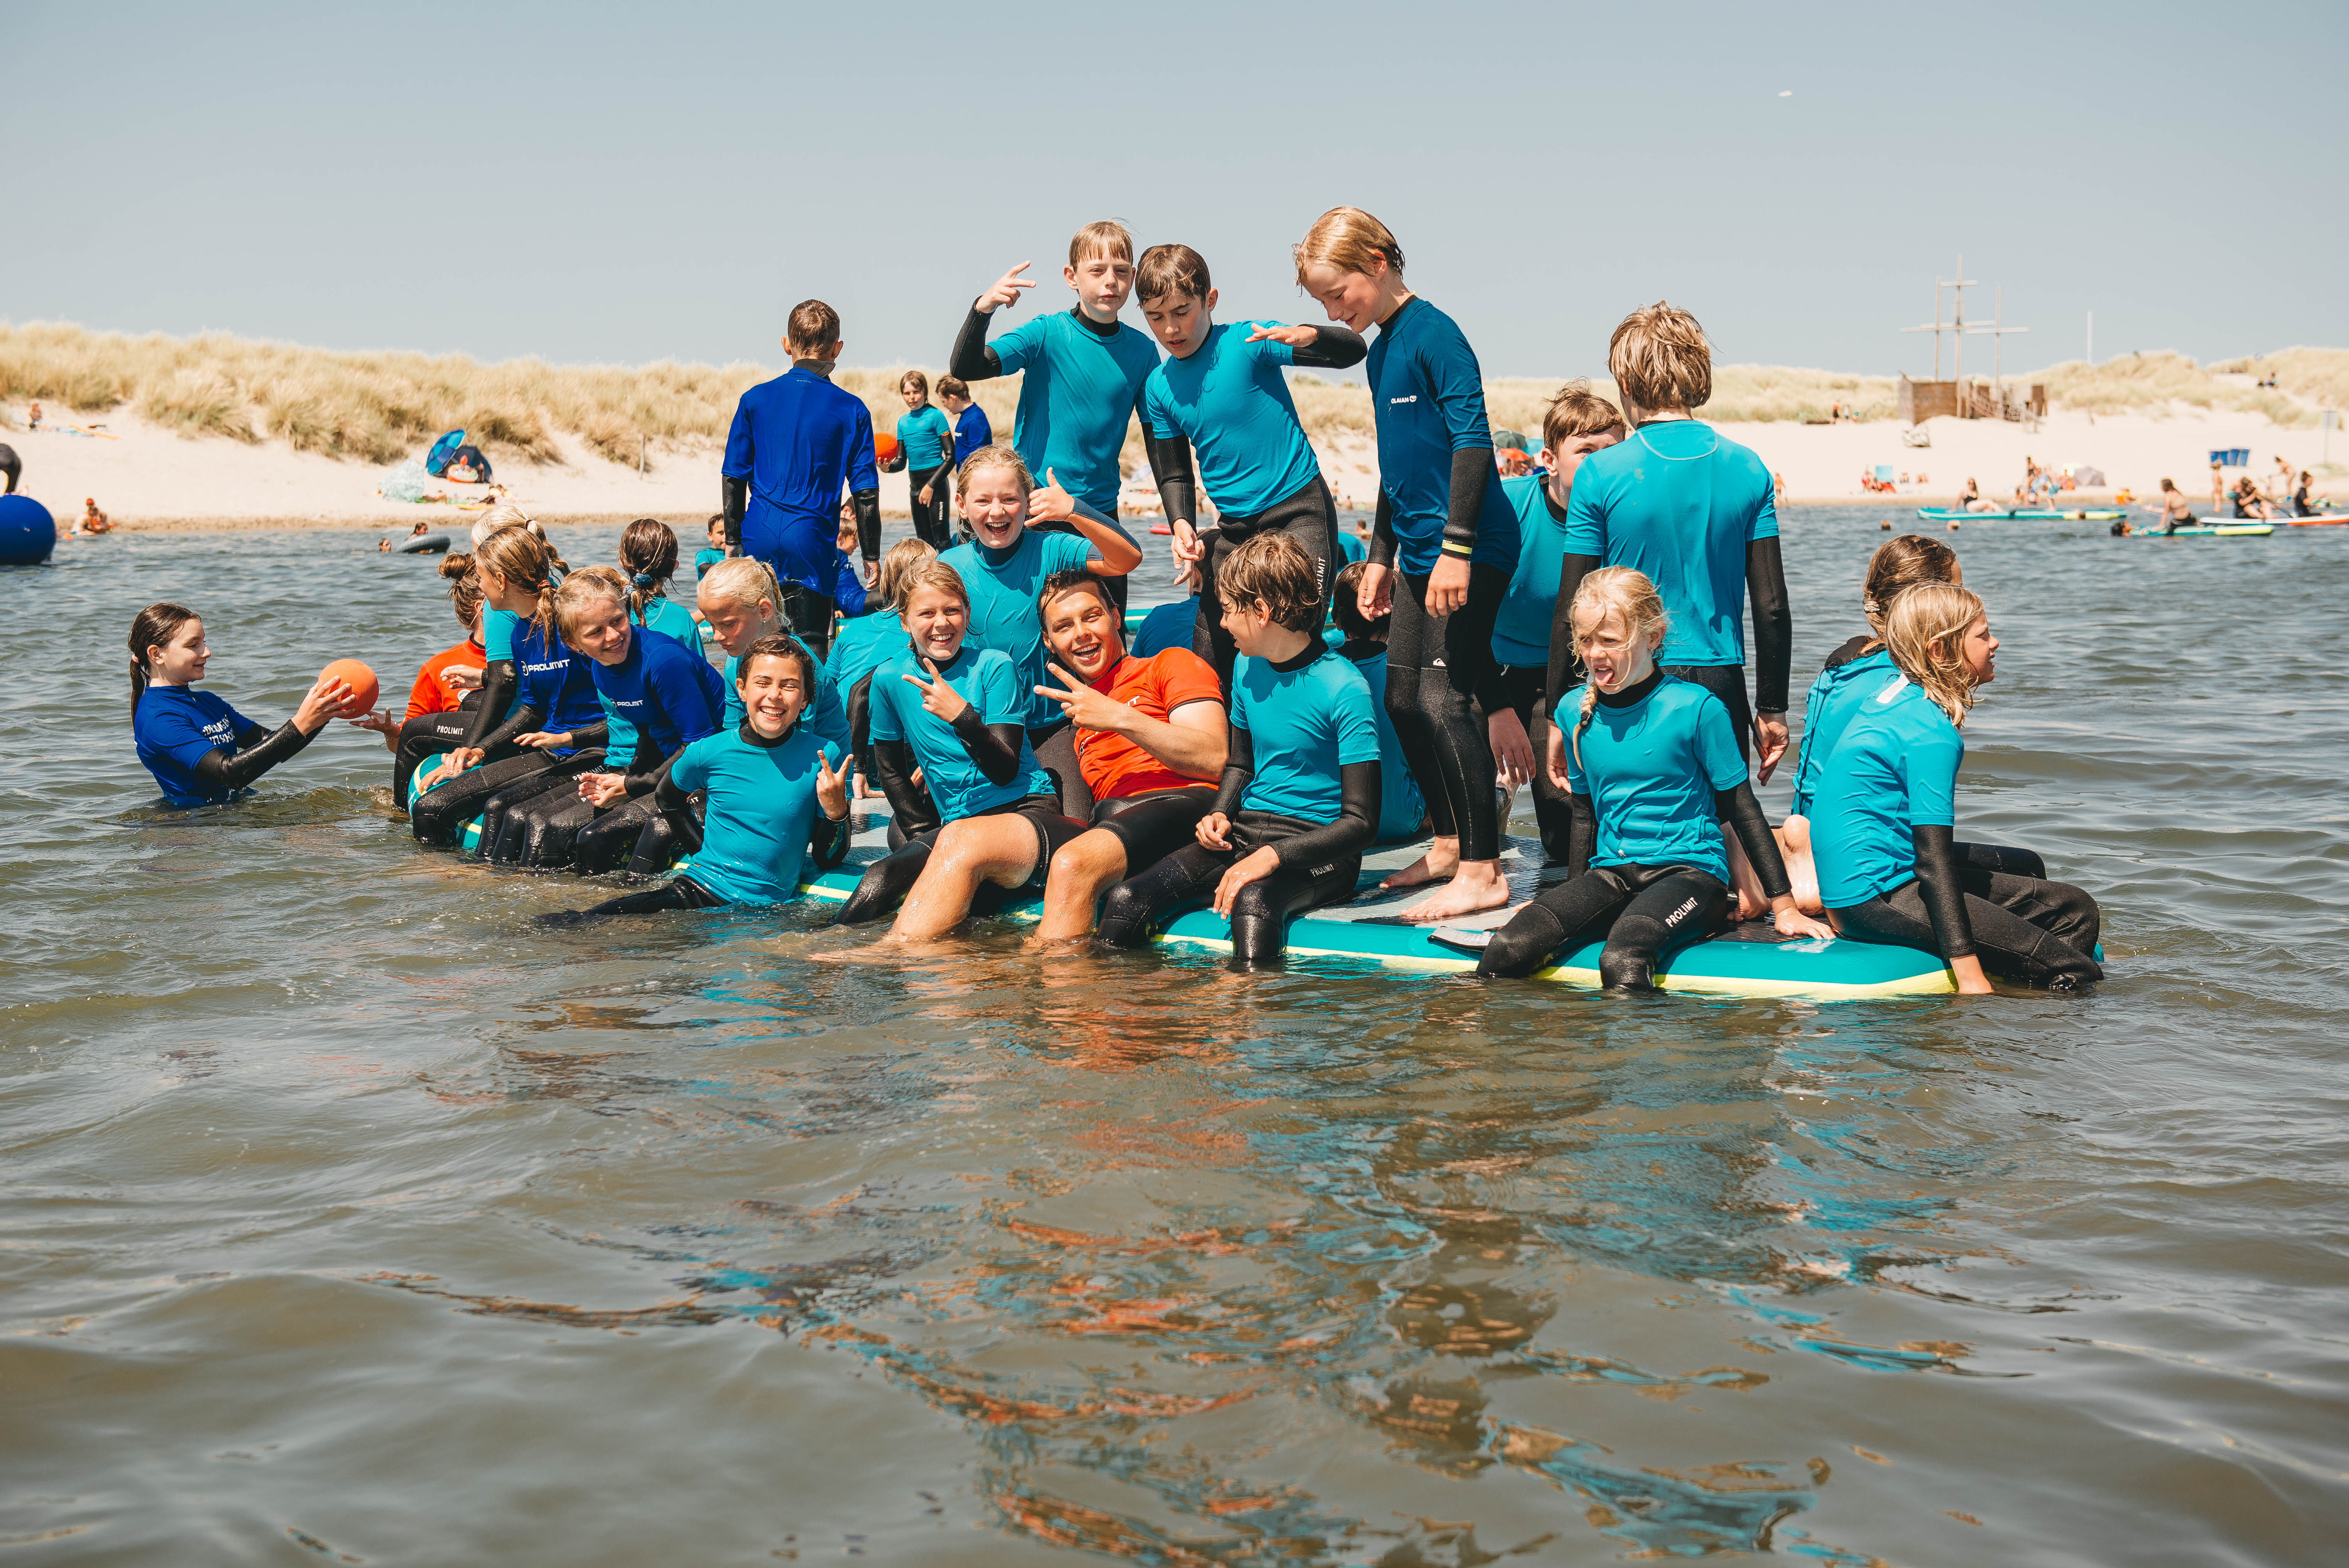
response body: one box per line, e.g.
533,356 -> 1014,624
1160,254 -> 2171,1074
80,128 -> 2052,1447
5,396 -> 2337,534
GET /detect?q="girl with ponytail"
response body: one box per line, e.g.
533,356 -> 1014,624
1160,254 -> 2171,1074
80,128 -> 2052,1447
1474,568 -> 1831,984
129,602 -> 362,807
616,518 -> 702,648
1809,584 -> 2102,992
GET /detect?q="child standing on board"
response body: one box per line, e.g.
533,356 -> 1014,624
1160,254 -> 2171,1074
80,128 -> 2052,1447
948,221 -> 1160,613
1490,382 -> 1626,863
896,371 -> 957,551
1475,570 -> 1830,984
722,300 -> 882,655
1294,207 -> 1521,923
1131,242 -> 1366,687
1098,533 -> 1382,970
1809,585 -> 2101,993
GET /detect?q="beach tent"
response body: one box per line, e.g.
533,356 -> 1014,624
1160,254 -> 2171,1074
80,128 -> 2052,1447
2068,465 -> 2107,487
2210,447 -> 2250,468
425,430 -> 465,477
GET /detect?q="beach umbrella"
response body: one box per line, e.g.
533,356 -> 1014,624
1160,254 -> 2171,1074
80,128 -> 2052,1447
426,430 -> 466,477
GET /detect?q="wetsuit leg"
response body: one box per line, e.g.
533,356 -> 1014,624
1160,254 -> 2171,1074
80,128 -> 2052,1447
1477,870 -> 1634,978
546,875 -> 729,921
627,789 -> 706,875
1093,787 -> 1219,873
1662,665 -> 1754,762
1029,720 -> 1094,820
1192,478 -> 1338,690
780,583 -> 838,660
1098,841 -> 1232,948
907,464 -> 953,549
1833,874 -> 2103,989
834,832 -> 939,925
393,711 -> 472,799
1956,842 -> 2046,879
1386,564 -> 1508,861
515,792 -> 597,869
1223,851 -> 1360,969
1497,663 -> 1573,863
411,750 -> 560,846
1595,866 -> 1729,990
481,753 -> 604,863
572,795 -> 664,876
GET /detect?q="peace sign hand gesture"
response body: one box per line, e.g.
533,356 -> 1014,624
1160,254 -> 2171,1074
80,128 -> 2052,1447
900,658 -> 971,724
977,262 -> 1036,314
1034,663 -> 1121,731
813,747 -> 851,821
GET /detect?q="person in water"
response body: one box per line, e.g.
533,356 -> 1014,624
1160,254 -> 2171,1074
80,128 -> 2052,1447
1022,570 -> 1230,943
1809,583 -> 2102,992
938,375 -> 992,474
1959,478 -> 1998,514
1132,241 -> 1365,686
355,551 -> 486,791
833,560 -> 1077,929
128,602 -> 362,807
2143,478 -> 2198,534
948,220 -> 1160,614
1490,381 -> 1627,862
617,519 -> 701,647
722,298 -> 882,652
828,538 -> 934,791
554,636 -> 852,918
1295,205 -> 1519,923
938,444 -> 1143,820
1476,570 -> 1831,984
697,557 -> 850,769
896,370 -> 957,551
1328,561 -> 1428,846
1098,532 -> 1382,970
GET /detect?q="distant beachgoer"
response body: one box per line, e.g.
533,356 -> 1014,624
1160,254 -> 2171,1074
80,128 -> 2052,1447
938,376 -> 992,472
0,443 -> 18,494
2148,478 -> 2196,534
2229,478 -> 2272,520
895,370 -> 956,551
445,444 -> 493,485
82,498 -> 110,534
1960,478 -> 1996,513
2271,456 -> 2294,502
2294,471 -> 2318,517
28,403 -> 42,431
2210,460 -> 2226,513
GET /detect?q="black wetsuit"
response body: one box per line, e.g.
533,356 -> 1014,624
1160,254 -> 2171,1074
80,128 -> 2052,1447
720,474 -> 875,659
1832,826 -> 2102,990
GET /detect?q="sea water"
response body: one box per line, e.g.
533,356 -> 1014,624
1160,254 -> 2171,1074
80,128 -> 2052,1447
4,510 -> 2344,1565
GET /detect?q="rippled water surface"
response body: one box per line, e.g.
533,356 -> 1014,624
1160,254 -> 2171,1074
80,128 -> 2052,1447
5,511 -> 2346,1566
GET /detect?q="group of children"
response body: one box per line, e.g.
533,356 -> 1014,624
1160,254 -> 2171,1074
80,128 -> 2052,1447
125,208 -> 2105,993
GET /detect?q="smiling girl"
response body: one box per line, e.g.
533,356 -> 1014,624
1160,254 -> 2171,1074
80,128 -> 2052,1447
128,603 -> 361,807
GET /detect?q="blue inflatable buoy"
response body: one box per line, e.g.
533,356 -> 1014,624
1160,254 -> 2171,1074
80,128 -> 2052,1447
0,494 -> 56,566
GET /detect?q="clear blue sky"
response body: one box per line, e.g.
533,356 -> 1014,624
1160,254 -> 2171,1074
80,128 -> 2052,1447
10,1 -> 2344,381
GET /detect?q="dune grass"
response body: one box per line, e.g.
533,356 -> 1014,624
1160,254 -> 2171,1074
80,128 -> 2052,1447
4,322 -> 2338,476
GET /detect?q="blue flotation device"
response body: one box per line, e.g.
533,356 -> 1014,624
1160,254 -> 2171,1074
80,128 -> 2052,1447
425,429 -> 465,478
0,494 -> 57,565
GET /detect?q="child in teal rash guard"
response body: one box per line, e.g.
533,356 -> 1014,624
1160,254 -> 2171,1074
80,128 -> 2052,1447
617,518 -> 702,648
896,371 -> 958,550
1132,242 -> 1367,689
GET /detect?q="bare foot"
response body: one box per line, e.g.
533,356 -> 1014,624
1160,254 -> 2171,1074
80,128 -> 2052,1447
1395,862 -> 1512,923
1380,837 -> 1460,890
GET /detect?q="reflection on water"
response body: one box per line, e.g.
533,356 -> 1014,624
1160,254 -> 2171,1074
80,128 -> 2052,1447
4,517 -> 2347,1565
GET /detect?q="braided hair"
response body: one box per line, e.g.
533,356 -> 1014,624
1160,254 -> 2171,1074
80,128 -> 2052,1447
1566,567 -> 1670,772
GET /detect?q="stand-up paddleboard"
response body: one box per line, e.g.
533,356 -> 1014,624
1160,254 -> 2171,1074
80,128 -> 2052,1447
398,531 -> 452,554
1915,507 -> 2124,522
2117,522 -> 2273,538
2281,513 -> 2348,527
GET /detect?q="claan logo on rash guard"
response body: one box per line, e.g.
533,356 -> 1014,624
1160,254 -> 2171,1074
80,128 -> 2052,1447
1389,395 -> 1418,405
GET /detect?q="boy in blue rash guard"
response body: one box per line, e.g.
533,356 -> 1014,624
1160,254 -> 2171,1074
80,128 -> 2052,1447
1811,585 -> 2102,994
1098,533 -> 1382,970
722,299 -> 883,656
939,377 -> 991,470
553,636 -> 852,918
128,602 -> 361,807
833,561 -> 1078,928
1475,570 -> 1831,984
948,221 -> 1160,612
937,444 -> 1142,820
1328,564 -> 1427,845
1490,384 -> 1625,862
1127,589 -> 1203,659
1132,242 -> 1367,689
895,371 -> 957,550
1294,206 -> 1521,923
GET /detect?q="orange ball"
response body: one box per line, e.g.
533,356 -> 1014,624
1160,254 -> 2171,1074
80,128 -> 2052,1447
874,429 -> 902,466
320,657 -> 378,714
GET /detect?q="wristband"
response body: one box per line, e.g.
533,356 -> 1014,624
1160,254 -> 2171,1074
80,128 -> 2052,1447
1440,541 -> 1474,558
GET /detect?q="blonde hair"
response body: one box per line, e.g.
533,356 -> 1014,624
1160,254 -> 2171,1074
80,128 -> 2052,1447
1292,206 -> 1405,283
1069,219 -> 1134,267
1880,583 -> 1987,727
875,537 -> 938,612
470,504 -> 533,549
1567,567 -> 1670,768
553,565 -> 631,640
1608,302 -> 1713,413
1539,380 -> 1627,454
699,555 -> 783,615
474,524 -> 568,641
956,443 -> 1033,501
904,559 -> 971,610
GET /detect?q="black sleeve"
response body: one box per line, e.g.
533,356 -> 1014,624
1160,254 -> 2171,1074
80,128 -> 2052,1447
808,808 -> 850,870
1563,791 -> 1597,878
471,701 -> 545,755
949,306 -> 1003,384
569,722 -> 609,749
1368,492 -> 1397,570
1287,324 -> 1367,370
872,738 -> 939,837
722,475 -> 747,551
948,707 -> 1024,786
1147,429 -> 1198,527
459,660 -> 517,748
191,720 -> 316,792
1211,723 -> 1254,818
1444,447 -> 1495,560
1545,553 -> 1601,709
621,751 -> 677,800
1910,824 -> 1977,960
1747,536 -> 1792,714
653,769 -> 692,813
1716,783 -> 1792,901
852,488 -> 882,563
1269,759 -> 1379,868
847,672 -> 875,776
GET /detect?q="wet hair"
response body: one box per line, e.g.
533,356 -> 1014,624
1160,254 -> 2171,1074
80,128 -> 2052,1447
699,556 -> 783,616
1859,535 -> 1960,640
1608,302 -> 1713,413
1292,207 -> 1405,283
956,443 -> 1033,501
1216,531 -> 1322,633
1330,560 -> 1390,642
786,299 -> 841,353
553,564 -> 631,640
618,518 -> 679,618
904,559 -> 972,611
937,376 -> 970,400
1881,583 -> 1988,727
474,524 -> 568,641
438,551 -> 485,631
1567,568 -> 1670,768
1539,380 -> 1627,455
1036,566 -> 1118,627
1135,243 -> 1211,303
127,600 -> 199,719
736,631 -> 818,696
899,369 -> 930,398
1069,219 -> 1134,267
875,537 -> 938,612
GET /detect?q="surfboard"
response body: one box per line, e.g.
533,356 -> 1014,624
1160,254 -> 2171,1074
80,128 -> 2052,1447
2120,523 -> 2273,537
1914,507 -> 2124,522
2280,513 -> 2348,526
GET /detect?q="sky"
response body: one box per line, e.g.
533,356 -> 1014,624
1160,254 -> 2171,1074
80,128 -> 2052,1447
9,0 -> 2345,382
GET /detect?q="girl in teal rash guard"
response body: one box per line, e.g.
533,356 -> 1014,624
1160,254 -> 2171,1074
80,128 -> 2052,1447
895,371 -> 957,550
617,518 -> 702,648
1294,206 -> 1524,926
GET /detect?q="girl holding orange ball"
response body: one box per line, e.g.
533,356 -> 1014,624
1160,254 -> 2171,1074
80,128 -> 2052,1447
127,602 -> 370,807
